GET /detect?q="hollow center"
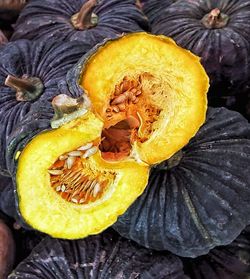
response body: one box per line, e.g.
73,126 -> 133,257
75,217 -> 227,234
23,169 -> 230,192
99,116 -> 140,161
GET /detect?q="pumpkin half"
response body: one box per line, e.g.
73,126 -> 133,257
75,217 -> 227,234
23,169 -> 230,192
13,32 -> 209,239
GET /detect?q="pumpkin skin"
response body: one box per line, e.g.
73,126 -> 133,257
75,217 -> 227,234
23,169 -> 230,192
113,107 -> 250,258
11,0 -> 148,48
0,39 -> 91,176
8,230 -> 188,279
0,175 -> 16,219
183,225 -> 250,279
141,0 -> 173,26
150,0 -> 250,98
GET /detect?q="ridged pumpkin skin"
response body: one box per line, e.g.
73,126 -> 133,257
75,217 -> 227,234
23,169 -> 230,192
183,226 -> 250,279
113,107 -> 250,257
150,0 -> 250,96
141,0 -> 173,26
0,175 -> 15,219
11,0 -> 148,48
0,39 -> 91,176
8,230 -> 188,279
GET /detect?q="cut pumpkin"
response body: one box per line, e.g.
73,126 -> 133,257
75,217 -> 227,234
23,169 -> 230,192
15,32 -> 209,239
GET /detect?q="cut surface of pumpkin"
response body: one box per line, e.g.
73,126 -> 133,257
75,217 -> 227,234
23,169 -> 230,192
15,33 -> 209,239
17,111 -> 149,239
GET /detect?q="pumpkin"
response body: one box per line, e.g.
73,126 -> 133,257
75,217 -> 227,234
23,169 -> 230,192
6,33 -> 208,239
11,0 -> 148,48
0,39 -> 91,176
149,0 -> 250,99
183,225 -> 250,279
113,107 -> 250,258
8,230 -> 188,279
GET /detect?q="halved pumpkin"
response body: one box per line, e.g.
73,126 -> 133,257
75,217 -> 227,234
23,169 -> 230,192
14,32 -> 209,239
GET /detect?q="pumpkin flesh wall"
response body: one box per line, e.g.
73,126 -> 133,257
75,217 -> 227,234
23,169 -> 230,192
16,33 -> 208,239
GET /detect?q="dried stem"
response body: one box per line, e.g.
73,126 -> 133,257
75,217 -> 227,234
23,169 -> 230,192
202,8 -> 229,29
71,0 -> 99,30
5,75 -> 44,102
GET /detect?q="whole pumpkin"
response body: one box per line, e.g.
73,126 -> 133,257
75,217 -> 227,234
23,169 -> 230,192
11,0 -> 148,48
8,230 -> 188,279
0,39 -> 91,176
149,0 -> 250,98
113,107 -> 250,257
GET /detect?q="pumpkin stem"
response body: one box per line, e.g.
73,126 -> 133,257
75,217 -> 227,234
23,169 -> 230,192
51,94 -> 89,129
202,8 -> 229,29
155,150 -> 183,170
71,0 -> 99,30
5,75 -> 44,102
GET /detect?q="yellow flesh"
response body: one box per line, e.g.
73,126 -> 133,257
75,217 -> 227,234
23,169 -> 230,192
17,112 -> 149,238
82,33 -> 209,164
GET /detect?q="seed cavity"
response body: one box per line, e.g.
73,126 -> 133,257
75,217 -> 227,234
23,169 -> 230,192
48,143 -> 114,205
100,73 -> 162,161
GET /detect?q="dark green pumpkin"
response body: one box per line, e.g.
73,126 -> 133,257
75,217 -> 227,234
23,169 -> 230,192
0,39 -> 90,176
113,107 -> 250,257
8,230 -> 188,279
183,225 -> 250,279
149,0 -> 250,101
11,0 -> 148,48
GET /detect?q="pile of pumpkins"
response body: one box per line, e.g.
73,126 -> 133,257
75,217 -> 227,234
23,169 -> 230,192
0,0 -> 249,278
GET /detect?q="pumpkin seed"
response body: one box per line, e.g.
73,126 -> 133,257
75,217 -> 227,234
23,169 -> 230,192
82,146 -> 98,158
67,151 -> 82,157
77,142 -> 93,151
67,156 -> 76,169
48,169 -> 63,175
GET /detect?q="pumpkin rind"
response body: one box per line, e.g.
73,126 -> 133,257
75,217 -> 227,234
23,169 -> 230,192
11,0 -> 148,48
113,107 -> 250,257
183,225 -> 250,278
8,230 -> 188,279
150,0 -> 250,95
0,39 -> 91,175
